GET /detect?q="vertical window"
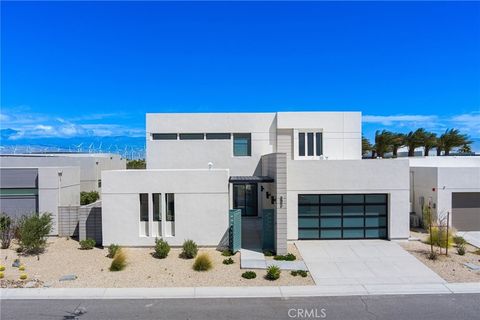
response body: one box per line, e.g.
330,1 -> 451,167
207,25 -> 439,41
153,193 -> 161,221
139,193 -> 148,221
166,193 -> 175,221
307,133 -> 314,156
233,133 -> 251,156
316,132 -> 323,156
299,133 -> 305,156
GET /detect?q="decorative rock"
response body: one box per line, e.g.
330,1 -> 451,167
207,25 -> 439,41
24,281 -> 37,288
464,262 -> 480,271
59,274 -> 77,281
12,259 -> 20,268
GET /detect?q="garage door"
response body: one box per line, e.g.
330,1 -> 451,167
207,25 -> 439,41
452,192 -> 480,231
298,194 -> 388,239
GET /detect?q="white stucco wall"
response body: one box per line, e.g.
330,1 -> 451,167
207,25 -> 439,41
0,154 -> 125,192
102,169 -> 230,246
287,159 -> 410,240
37,167 -> 81,235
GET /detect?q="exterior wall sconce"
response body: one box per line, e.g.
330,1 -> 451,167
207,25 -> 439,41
260,186 -> 264,192
266,192 -> 270,199
280,196 -> 283,208
271,196 -> 276,205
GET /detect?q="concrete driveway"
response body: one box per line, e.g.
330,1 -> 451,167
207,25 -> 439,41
456,231 -> 480,248
296,240 -> 445,286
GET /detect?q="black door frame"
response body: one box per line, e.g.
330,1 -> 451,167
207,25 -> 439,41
233,183 -> 259,217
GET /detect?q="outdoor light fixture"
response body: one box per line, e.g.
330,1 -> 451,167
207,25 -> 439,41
260,186 -> 264,192
266,192 -> 270,199
271,196 -> 276,205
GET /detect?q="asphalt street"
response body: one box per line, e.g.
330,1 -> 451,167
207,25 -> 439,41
2,294 -> 479,320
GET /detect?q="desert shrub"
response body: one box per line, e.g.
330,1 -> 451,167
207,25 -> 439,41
80,191 -> 100,205
0,214 -> 14,249
107,244 -> 120,258
425,227 -> 454,248
79,238 -> 96,250
181,239 -> 198,259
19,265 -> 25,271
221,249 -> 234,256
474,249 -> 480,255
274,253 -> 296,261
222,257 -> 234,265
0,265 -> 5,271
242,271 -> 256,279
154,238 -> 170,259
290,270 -> 298,276
457,244 -> 466,256
297,270 -> 308,278
266,265 -> 281,280
110,249 -> 127,271
453,236 -> 467,246
19,273 -> 27,280
263,250 -> 274,257
193,253 -> 212,271
428,251 -> 438,260
422,205 -> 433,230
17,213 -> 52,254
0,272 -> 3,279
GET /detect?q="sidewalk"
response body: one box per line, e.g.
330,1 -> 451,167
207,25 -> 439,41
1,282 -> 479,300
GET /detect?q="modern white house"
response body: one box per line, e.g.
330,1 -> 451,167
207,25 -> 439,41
102,112 -> 411,254
408,156 -> 480,231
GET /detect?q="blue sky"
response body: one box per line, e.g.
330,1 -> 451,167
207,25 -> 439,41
1,1 -> 479,153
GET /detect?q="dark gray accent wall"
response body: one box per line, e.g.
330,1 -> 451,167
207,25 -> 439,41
452,192 -> 480,231
0,168 -> 38,188
79,202 -> 102,245
452,192 -> 480,208
0,196 -> 37,219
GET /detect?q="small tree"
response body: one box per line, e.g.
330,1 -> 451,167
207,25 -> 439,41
80,191 -> 100,205
0,214 -> 14,249
127,159 -> 146,169
18,213 -> 52,254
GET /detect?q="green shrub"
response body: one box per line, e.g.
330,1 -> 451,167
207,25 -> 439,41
242,271 -> 256,279
263,250 -> 274,257
107,244 -> 120,258
193,253 -> 212,271
19,273 -> 27,280
457,244 -> 466,256
222,257 -> 234,265
0,272 -> 3,279
266,265 -> 281,280
274,253 -> 296,261
428,251 -> 438,260
80,191 -> 100,205
181,239 -> 198,259
0,214 -> 14,249
19,265 -> 26,271
221,249 -> 234,256
474,249 -> 480,255
110,249 -> 127,271
79,238 -> 96,250
127,159 -> 146,169
154,238 -> 170,259
290,270 -> 298,276
0,265 -> 5,271
297,270 -> 308,278
425,227 -> 454,248
453,236 -> 467,246
17,213 -> 52,254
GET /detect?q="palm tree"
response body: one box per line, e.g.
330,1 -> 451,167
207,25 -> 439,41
404,129 -> 425,157
374,130 -> 393,158
390,133 -> 405,158
458,144 -> 472,154
362,136 -> 373,157
420,131 -> 437,156
439,129 -> 471,156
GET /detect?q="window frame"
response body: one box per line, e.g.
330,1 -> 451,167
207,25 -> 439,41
233,133 -> 252,157
151,133 -> 178,140
294,129 -> 324,160
206,133 -> 231,140
139,193 -> 149,222
179,133 -> 205,140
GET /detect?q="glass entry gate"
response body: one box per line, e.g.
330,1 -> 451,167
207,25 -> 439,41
233,183 -> 258,217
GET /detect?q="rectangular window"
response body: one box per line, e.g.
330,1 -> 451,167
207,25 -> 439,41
139,193 -> 148,222
153,193 -> 161,221
233,133 -> 251,156
316,132 -> 323,156
152,133 -> 177,140
206,133 -> 231,140
166,193 -> 175,222
307,133 -> 314,156
179,133 -> 204,140
299,133 -> 305,156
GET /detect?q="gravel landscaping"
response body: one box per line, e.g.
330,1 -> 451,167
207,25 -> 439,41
400,231 -> 480,283
0,238 -> 314,288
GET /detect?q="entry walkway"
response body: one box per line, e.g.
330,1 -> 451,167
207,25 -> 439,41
296,240 -> 445,286
240,248 -> 307,270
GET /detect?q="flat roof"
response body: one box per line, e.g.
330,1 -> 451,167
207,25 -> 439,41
229,176 -> 274,183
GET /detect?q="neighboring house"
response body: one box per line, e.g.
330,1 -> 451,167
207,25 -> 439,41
102,112 -> 411,254
408,157 -> 480,232
0,153 -> 125,192
0,167 -> 80,235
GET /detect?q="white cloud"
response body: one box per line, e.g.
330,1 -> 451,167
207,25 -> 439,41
362,115 -> 438,126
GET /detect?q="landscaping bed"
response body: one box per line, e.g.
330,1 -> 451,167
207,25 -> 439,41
400,231 -> 480,283
0,238 -> 314,288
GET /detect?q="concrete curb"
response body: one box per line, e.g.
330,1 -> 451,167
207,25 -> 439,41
1,283 -> 479,300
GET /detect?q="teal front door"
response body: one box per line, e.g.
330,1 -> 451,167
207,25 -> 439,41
233,183 -> 258,216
